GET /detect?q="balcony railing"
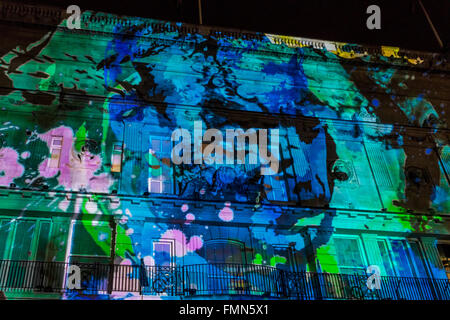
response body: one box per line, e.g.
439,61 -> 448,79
0,260 -> 449,300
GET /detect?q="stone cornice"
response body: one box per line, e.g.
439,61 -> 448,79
1,95 -> 448,144
0,187 -> 449,219
0,1 -> 448,73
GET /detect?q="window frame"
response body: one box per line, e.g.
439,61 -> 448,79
67,220 -> 112,264
152,239 -> 175,267
272,244 -> 297,272
437,240 -> 450,280
375,238 -> 396,277
379,237 -> 431,278
148,135 -> 175,194
0,217 -> 52,261
333,235 -> 368,275
204,239 -> 246,265
48,136 -> 63,168
111,142 -> 123,173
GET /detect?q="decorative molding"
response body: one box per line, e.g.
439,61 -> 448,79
0,1 -> 447,72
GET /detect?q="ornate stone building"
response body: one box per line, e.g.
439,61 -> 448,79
0,2 -> 449,299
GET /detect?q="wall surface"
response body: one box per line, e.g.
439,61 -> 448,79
0,2 -> 449,300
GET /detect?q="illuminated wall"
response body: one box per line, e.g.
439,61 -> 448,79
0,3 -> 449,299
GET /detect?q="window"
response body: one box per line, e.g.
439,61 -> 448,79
389,240 -> 415,277
153,240 -> 174,267
35,222 -> 51,261
0,219 -> 14,260
272,245 -> 295,271
69,221 -> 111,264
376,238 -> 431,278
204,240 -> 247,294
48,136 -> 63,168
334,237 -> 366,275
437,243 -> 450,280
0,218 -> 54,290
0,218 -> 53,261
387,239 -> 429,278
377,240 -> 395,276
111,143 -> 123,173
366,144 -> 393,189
407,240 -> 429,278
10,220 -> 36,260
67,221 -> 112,292
205,240 -> 245,264
148,136 -> 173,194
264,174 -> 288,201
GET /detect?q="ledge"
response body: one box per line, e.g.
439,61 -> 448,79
0,1 -> 448,72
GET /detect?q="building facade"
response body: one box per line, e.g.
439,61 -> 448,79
0,2 -> 449,300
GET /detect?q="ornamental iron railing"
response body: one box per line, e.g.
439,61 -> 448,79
0,260 -> 449,300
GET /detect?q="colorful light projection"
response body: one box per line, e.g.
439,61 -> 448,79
0,9 -> 448,299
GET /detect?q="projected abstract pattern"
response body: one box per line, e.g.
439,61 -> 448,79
0,11 -> 448,299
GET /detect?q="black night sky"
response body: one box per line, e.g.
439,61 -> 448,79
13,0 -> 450,53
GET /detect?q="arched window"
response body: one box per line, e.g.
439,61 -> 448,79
204,240 -> 245,264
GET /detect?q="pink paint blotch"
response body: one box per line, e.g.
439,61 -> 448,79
218,202 -> 234,222
186,236 -> 203,252
161,229 -> 203,256
38,126 -> 113,193
185,213 -> 195,224
0,148 -> 24,186
20,151 -> 30,159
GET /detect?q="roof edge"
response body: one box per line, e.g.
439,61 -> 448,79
0,1 -> 448,71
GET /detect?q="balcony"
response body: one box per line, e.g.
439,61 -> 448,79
0,260 -> 449,300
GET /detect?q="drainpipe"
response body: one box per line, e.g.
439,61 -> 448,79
417,0 -> 444,50
117,120 -> 126,194
247,226 -> 254,265
198,0 -> 203,25
107,218 -> 117,295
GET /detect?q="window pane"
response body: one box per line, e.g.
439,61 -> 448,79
437,244 -> 450,280
151,139 -> 161,152
149,136 -> 173,194
273,246 -> 292,271
154,242 -> 172,266
163,182 -> 172,193
0,220 -> 13,260
71,222 -> 111,257
48,136 -> 63,168
390,240 -> 414,277
377,240 -> 395,276
51,137 -> 62,146
408,241 -> 429,278
265,175 -> 288,201
111,153 -> 122,172
48,148 -> 61,168
11,221 -> 36,260
36,222 -> 51,261
206,241 -> 243,264
162,140 -> 171,153
334,238 -> 364,274
150,181 -> 161,193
